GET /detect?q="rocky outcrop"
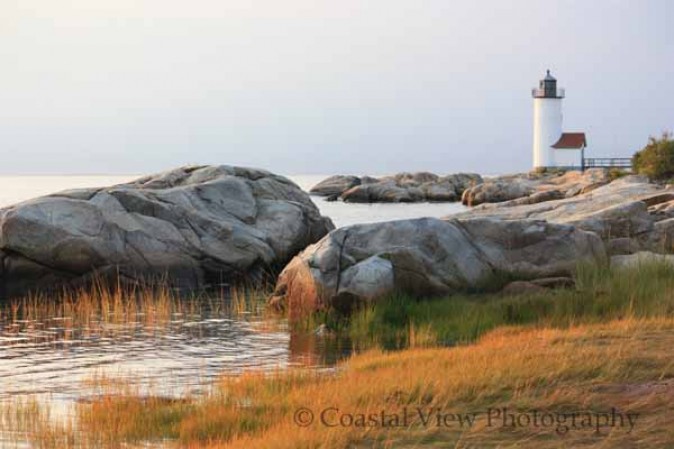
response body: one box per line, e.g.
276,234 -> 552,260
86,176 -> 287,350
341,181 -> 424,203
268,217 -> 605,319
461,169 -> 611,206
647,196 -> 674,220
607,238 -> 642,255
638,218 -> 674,253
461,178 -> 537,206
309,175 -> 363,197
0,165 -> 334,297
309,172 -> 482,203
454,176 -> 671,246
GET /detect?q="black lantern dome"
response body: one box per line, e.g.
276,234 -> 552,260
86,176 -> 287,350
532,70 -> 565,99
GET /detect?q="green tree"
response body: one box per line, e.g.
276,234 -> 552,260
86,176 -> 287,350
632,132 -> 674,180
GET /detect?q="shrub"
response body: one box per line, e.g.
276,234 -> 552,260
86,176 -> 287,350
632,131 -> 674,180
608,167 -> 628,181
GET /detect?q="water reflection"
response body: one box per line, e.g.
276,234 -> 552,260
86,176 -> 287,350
0,296 -> 353,408
288,331 -> 354,368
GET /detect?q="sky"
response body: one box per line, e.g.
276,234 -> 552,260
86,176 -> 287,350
0,0 -> 672,175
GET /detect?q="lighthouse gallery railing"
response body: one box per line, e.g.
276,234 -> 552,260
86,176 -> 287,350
531,88 -> 565,98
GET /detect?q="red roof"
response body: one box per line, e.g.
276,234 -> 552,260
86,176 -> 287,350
552,133 -> 587,149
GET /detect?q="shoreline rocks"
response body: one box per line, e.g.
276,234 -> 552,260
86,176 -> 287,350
307,175 -> 363,197
268,217 -> 606,319
451,174 -> 674,254
0,165 -> 334,298
309,172 -> 483,203
461,169 -> 611,206
273,168 -> 674,318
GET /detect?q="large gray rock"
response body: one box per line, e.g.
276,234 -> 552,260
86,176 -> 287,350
268,217 -> 606,318
309,172 -> 482,203
341,181 -> 424,203
0,165 -> 334,297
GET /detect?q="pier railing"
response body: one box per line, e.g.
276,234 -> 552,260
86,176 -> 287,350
582,158 -> 632,171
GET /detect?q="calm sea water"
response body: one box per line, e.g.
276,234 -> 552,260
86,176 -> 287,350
292,175 -> 466,227
0,174 -> 466,228
0,174 -> 466,433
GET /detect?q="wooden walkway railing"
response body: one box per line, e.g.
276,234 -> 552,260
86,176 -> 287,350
582,158 -> 632,171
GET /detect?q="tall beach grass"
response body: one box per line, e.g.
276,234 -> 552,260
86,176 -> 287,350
3,261 -> 674,447
4,316 -> 673,448
346,260 -> 674,348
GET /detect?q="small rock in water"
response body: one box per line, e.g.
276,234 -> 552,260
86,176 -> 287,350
313,324 -> 333,336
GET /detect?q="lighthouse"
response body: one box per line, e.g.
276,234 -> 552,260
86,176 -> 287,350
532,70 -> 586,169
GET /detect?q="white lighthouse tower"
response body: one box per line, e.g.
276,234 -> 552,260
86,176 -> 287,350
531,71 -> 587,169
532,70 -> 564,168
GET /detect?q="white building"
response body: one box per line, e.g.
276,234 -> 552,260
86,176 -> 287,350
532,71 -> 587,170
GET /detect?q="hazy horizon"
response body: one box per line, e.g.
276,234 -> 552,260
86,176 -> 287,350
1,0 -> 672,175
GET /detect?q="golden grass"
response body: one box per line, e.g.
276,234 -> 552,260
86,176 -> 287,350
4,317 -> 672,448
210,318 -> 674,449
0,396 -> 77,449
3,263 -> 674,448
